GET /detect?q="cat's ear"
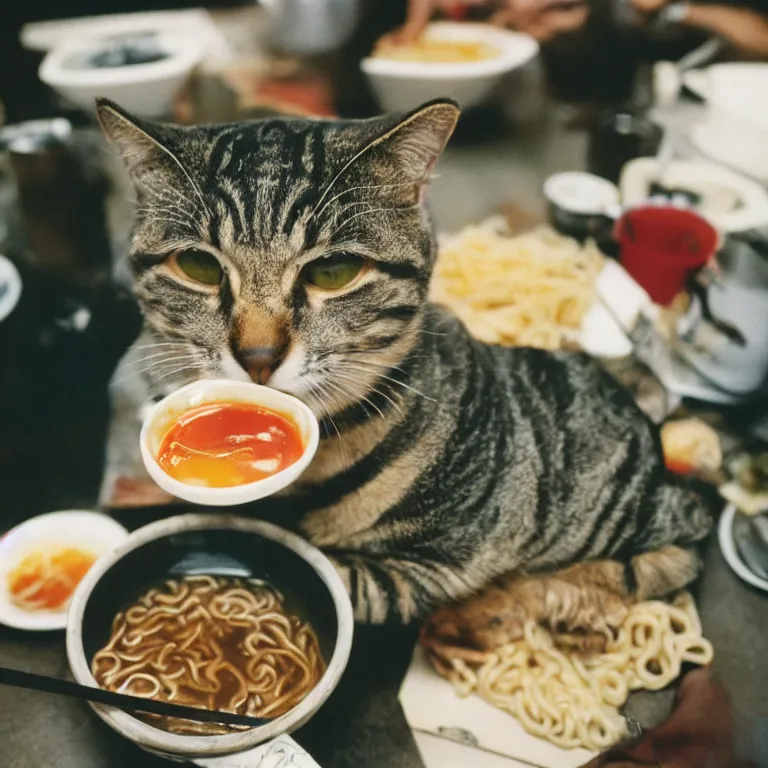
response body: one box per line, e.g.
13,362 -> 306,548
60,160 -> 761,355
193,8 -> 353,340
96,98 -> 183,179
365,99 -> 460,198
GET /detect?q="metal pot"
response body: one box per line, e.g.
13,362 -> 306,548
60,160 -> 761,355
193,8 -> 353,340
259,0 -> 360,56
676,228 -> 768,395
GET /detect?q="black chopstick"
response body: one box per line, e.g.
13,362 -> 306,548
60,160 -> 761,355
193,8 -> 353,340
0,666 -> 269,728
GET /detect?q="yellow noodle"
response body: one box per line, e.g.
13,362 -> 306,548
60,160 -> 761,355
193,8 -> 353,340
426,592 -> 713,751
92,576 -> 326,735
430,219 -> 603,350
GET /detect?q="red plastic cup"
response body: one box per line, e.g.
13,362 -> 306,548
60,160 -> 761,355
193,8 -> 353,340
615,206 -> 718,306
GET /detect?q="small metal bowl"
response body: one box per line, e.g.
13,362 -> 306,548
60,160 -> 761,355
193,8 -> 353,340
544,171 -> 620,245
66,514 -> 353,762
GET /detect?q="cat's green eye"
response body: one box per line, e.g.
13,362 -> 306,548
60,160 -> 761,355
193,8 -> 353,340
302,253 -> 365,291
173,249 -> 223,287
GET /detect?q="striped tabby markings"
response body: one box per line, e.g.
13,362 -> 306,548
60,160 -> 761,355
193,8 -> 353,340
297,406 -> 398,486
299,430 -> 426,547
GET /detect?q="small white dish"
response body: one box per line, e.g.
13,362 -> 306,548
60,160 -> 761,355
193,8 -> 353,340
543,171 -> 620,217
0,511 -> 129,631
361,22 -> 538,112
39,32 -> 203,118
140,379 -> 320,507
0,254 -> 22,324
718,504 -> 768,594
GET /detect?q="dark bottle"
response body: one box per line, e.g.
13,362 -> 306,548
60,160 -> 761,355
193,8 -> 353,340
0,119 -> 141,522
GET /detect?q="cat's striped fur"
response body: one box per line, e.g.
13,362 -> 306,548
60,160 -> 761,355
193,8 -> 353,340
99,98 -> 712,638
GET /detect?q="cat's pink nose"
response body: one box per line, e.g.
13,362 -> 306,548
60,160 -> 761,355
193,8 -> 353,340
238,347 -> 279,385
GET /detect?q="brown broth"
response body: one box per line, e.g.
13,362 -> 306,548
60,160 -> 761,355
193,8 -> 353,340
91,575 -> 326,735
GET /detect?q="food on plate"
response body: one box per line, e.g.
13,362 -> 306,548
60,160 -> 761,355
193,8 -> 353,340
373,38 -> 501,63
720,451 -> 768,516
92,575 -> 326,735
7,546 -> 97,611
430,219 -> 603,349
661,418 -> 723,477
422,592 -> 713,751
157,402 -> 304,488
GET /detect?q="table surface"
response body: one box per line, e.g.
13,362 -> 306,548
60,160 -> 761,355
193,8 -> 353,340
1,72 -> 767,768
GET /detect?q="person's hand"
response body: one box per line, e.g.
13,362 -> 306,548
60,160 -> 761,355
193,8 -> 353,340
515,1 -> 591,41
496,0 -> 590,41
378,0 -> 492,48
631,0 -> 670,15
377,0 -> 590,51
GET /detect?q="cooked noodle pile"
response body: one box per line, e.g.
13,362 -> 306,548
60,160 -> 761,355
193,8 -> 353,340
425,593 -> 713,751
92,575 -> 325,735
430,218 -> 603,350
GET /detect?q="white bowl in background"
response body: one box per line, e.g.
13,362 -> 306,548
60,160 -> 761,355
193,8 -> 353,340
140,379 -> 320,507
39,33 -> 203,118
361,22 -> 538,113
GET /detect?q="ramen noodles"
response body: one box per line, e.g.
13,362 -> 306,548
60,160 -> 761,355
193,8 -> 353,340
92,575 -> 326,735
424,592 -> 713,751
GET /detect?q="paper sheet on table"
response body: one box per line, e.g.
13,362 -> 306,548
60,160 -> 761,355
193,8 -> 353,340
399,646 -> 596,768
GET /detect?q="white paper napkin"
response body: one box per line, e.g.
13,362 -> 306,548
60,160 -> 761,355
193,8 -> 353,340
399,646 -> 595,768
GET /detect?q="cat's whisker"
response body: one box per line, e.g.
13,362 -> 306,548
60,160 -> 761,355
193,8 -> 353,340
309,380 -> 348,474
312,181 -> 417,225
139,215 -> 195,230
332,371 -> 403,417
331,207 -> 414,238
143,172 -> 210,219
150,363 -> 201,384
337,362 -> 437,404
328,376 -> 386,421
130,342 -> 195,353
112,361 -> 199,386
113,353 -> 200,381
117,352 -> 198,374
123,349 -> 199,366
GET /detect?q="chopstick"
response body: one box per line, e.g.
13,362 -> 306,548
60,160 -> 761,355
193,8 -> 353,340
0,666 -> 269,728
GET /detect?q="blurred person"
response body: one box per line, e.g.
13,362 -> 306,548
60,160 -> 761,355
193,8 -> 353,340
381,0 -> 591,44
582,668 -> 759,768
631,0 -> 768,58
380,0 -> 768,57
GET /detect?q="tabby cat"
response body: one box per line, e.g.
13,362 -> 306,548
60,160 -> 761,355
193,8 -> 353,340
99,97 -> 711,647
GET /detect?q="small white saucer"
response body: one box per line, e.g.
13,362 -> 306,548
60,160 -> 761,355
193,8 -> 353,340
0,511 -> 129,631
0,254 -> 22,324
718,504 -> 768,594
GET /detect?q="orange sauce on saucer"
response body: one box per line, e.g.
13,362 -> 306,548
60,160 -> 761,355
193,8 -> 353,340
8,547 -> 97,611
157,402 -> 304,488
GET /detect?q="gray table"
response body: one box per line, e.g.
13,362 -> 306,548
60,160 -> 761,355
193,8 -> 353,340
1,81 -> 767,767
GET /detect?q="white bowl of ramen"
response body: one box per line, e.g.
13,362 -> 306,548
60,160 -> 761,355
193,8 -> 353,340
39,32 -> 203,118
66,513 -> 354,765
361,22 -> 539,112
140,379 -> 320,507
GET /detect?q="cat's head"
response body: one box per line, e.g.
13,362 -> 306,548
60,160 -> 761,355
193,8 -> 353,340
98,98 -> 459,417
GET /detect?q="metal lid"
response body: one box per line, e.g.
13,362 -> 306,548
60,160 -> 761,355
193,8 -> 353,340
0,118 -> 72,154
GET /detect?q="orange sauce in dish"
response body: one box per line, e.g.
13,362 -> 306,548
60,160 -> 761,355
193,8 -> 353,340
8,547 -> 96,611
157,402 -> 304,488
